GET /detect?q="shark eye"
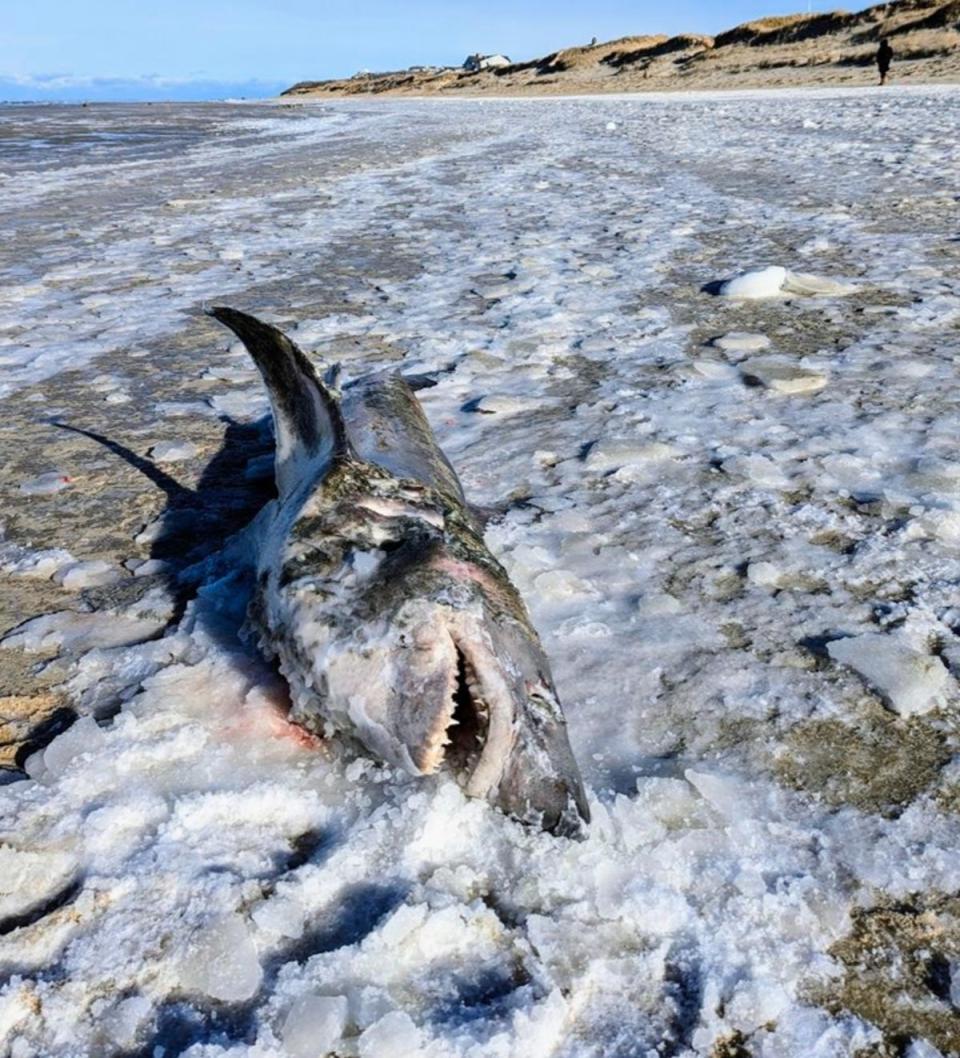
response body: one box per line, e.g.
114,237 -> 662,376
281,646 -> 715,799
526,685 -> 564,722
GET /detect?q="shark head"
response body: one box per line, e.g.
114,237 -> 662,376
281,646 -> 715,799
210,307 -> 590,838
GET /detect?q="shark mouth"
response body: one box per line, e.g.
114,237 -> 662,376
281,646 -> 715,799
419,633 -> 514,798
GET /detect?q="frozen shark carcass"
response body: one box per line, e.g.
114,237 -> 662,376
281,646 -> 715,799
210,308 -> 590,837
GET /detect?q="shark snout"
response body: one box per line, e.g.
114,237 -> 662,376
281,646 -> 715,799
491,685 -> 591,838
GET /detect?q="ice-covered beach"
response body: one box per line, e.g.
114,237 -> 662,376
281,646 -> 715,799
1,88 -> 960,1056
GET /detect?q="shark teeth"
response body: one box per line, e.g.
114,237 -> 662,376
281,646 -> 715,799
440,643 -> 491,783
418,638 -> 493,779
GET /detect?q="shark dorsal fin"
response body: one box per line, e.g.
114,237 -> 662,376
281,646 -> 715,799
208,307 -> 351,500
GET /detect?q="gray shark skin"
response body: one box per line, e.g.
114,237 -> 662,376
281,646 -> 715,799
209,307 -> 590,837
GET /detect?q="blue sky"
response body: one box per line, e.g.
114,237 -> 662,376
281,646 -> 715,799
3,0 -> 826,102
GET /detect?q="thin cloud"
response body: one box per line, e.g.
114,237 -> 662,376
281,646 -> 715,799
0,72 -> 286,102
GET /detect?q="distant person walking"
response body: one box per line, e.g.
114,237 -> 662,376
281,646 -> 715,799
876,38 -> 893,85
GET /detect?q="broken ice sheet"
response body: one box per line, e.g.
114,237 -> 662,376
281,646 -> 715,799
827,633 -> 952,717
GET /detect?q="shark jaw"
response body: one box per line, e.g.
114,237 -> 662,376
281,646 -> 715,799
416,628 -> 514,798
420,627 -> 589,838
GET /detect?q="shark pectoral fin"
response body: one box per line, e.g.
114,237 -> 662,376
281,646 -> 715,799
207,307 -> 351,499
494,692 -> 591,839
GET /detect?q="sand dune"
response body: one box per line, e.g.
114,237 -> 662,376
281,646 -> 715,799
283,0 -> 960,97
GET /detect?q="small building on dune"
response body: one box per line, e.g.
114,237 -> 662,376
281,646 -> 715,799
463,53 -> 512,72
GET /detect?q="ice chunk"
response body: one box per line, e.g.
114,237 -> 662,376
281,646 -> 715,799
905,1041 -> 945,1058
203,363 -> 257,383
473,279 -> 516,300
534,569 -> 598,601
1,547 -> 74,580
19,471 -> 73,495
358,1011 -> 422,1058
725,978 -> 792,1030
472,393 -> 542,415
208,389 -> 268,419
512,989 -> 569,1054
252,896 -> 305,939
283,995 -> 349,1058
643,777 -> 703,829
149,440 -> 198,462
0,846 -> 78,919
0,989 -> 34,1048
101,996 -> 152,1050
827,634 -> 950,716
685,768 -> 758,819
636,592 -> 682,616
781,270 -> 856,296
179,915 -> 263,1002
131,558 -> 171,577
691,358 -> 739,380
53,559 -> 117,590
1,610 -> 166,653
740,357 -> 828,395
712,332 -> 771,353
746,561 -> 783,588
377,903 -> 427,947
797,236 -> 830,255
718,266 -> 787,299
717,266 -> 854,299
586,440 -> 676,473
721,454 -> 790,489
43,716 -> 106,775
555,615 -> 612,638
